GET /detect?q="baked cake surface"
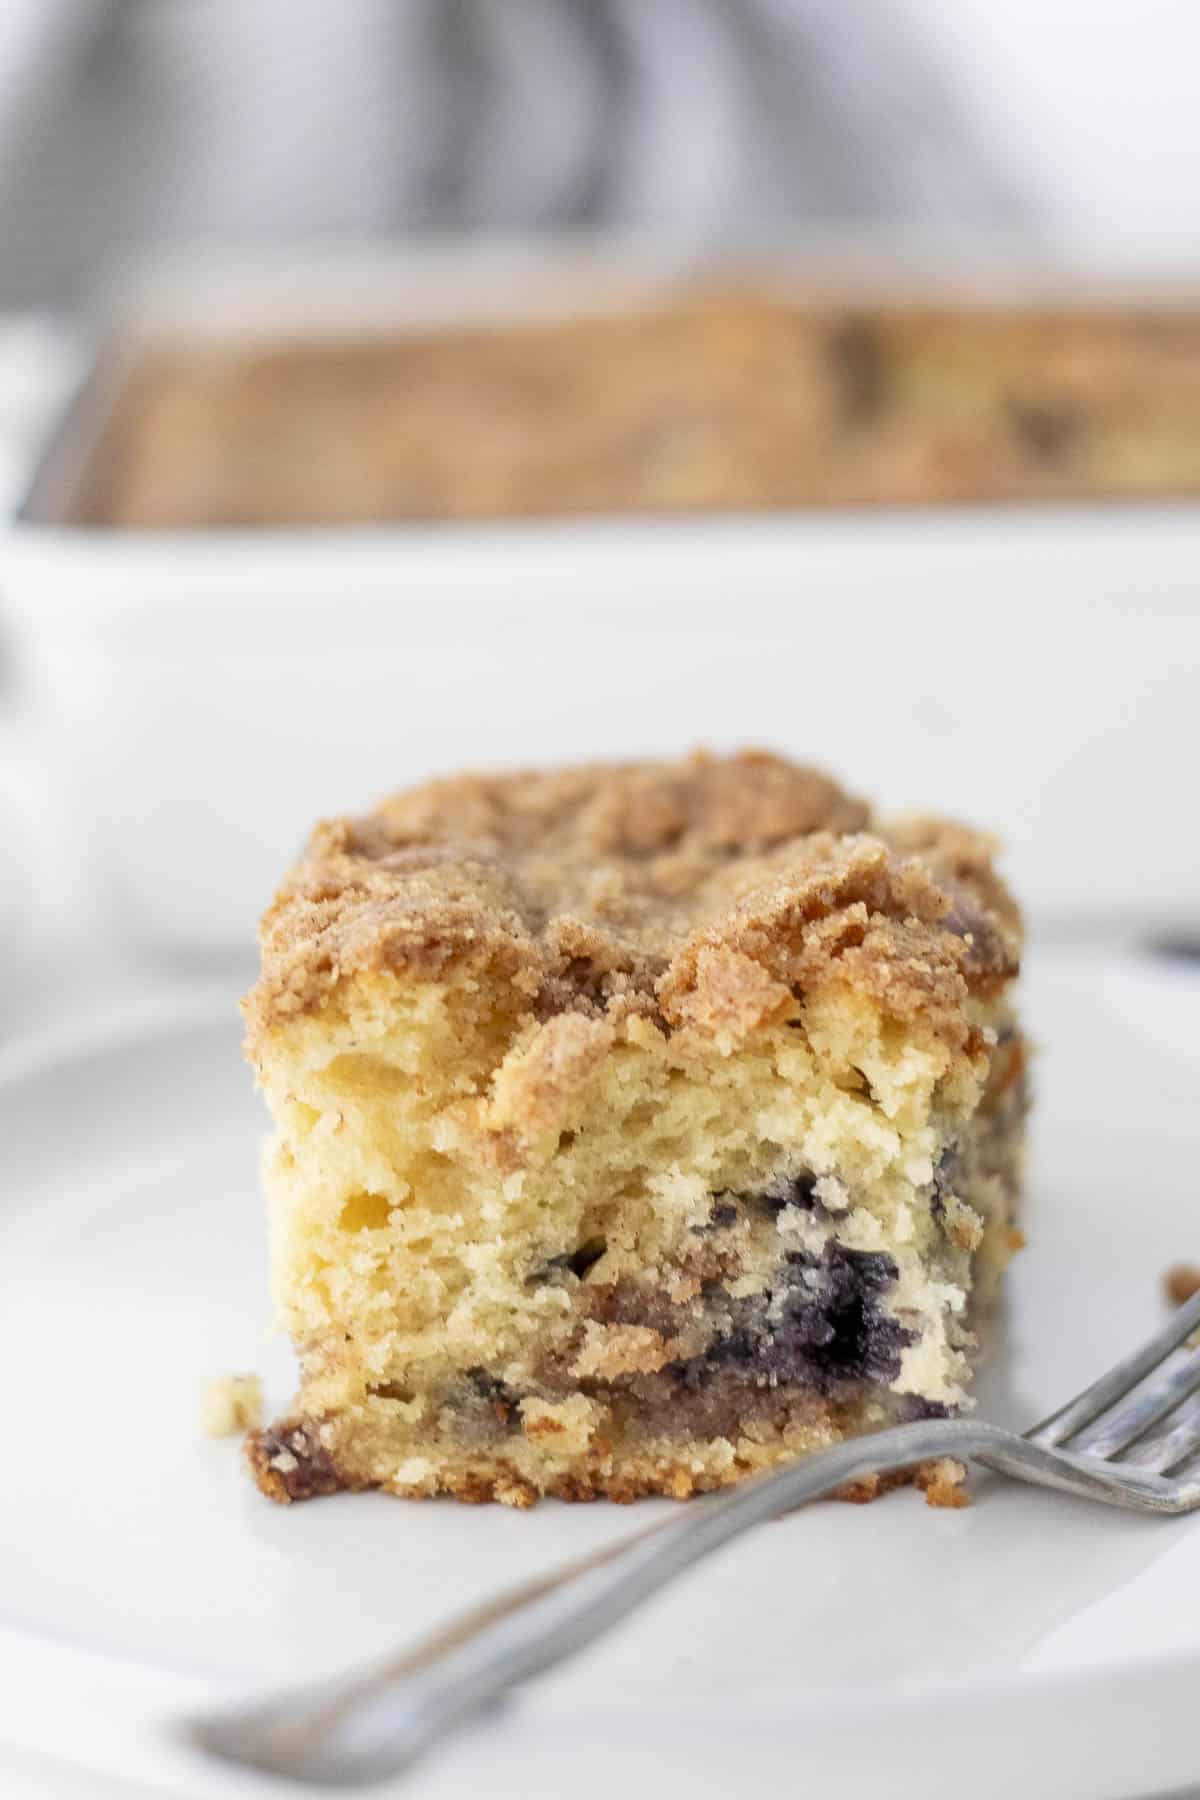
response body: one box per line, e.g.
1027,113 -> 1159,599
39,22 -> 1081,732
244,751 -> 1026,1506
93,291 -> 1200,527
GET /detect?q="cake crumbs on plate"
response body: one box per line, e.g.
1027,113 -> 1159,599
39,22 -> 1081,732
201,1373 -> 264,1438
1164,1265 -> 1200,1308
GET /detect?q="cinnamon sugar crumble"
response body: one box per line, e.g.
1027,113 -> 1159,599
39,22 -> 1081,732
246,750 -> 1020,1062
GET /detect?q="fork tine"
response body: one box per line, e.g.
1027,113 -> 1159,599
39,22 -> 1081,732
1117,1389 -> 1200,1474
1066,1346 -> 1200,1457
1026,1289 -> 1200,1448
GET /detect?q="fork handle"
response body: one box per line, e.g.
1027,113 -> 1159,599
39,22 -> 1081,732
190,1417 -> 994,1787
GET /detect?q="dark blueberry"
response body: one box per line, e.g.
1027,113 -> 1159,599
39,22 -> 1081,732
828,317 -> 888,425
531,1239 -> 607,1282
762,1171 -> 820,1215
695,1171 -> 823,1227
453,1369 -> 521,1436
463,1368 -> 518,1413
694,1200 -> 739,1233
682,1242 -> 914,1395
905,1397 -> 952,1422
1008,399 -> 1079,464
822,1247 -> 896,1291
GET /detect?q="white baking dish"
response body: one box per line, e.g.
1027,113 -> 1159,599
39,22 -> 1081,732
4,242 -> 1200,954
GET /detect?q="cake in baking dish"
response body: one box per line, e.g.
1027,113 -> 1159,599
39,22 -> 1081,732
243,752 -> 1027,1506
93,290 -> 1200,527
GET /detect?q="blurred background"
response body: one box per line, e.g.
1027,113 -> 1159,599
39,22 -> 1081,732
0,0 -> 1199,1041
4,0 -> 1200,298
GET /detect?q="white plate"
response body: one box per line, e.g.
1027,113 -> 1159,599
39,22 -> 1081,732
2,951 -> 1199,1800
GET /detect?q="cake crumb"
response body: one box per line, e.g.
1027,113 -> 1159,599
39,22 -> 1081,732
835,1458 -> 970,1509
942,1196 -> 984,1253
202,1373 -> 263,1438
1165,1265 -> 1200,1308
918,1457 -> 970,1509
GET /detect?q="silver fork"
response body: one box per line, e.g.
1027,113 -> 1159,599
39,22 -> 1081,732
188,1290 -> 1200,1788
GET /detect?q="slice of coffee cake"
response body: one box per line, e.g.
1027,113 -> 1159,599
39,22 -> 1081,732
244,752 -> 1025,1506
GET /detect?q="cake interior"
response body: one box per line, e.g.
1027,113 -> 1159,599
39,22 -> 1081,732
248,969 -> 1025,1506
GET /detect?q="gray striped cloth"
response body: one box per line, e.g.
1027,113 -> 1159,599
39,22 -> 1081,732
0,0 -> 1025,305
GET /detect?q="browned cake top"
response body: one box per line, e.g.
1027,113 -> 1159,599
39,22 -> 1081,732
93,292 -> 1200,529
246,751 -> 1021,1052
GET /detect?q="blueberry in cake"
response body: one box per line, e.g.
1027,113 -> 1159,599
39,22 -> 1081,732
244,752 -> 1026,1507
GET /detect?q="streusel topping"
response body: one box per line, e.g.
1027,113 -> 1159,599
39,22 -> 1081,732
246,750 -> 1020,1049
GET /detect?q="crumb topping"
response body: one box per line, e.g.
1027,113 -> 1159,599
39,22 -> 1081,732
245,750 -> 1020,1049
